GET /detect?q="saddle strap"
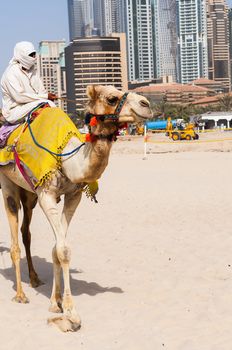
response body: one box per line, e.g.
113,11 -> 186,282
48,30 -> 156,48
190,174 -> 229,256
13,146 -> 35,192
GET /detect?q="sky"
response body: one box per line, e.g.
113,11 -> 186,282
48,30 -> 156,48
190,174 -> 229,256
0,0 -> 69,81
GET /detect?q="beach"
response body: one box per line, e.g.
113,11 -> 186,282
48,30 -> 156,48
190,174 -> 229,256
1,133 -> 232,349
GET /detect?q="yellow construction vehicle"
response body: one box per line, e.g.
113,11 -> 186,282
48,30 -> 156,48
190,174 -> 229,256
165,117 -> 199,141
136,123 -> 144,135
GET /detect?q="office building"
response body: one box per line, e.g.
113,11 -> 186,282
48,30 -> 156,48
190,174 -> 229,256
207,0 -> 230,92
176,0 -> 208,84
127,0 -> 155,81
93,0 -> 126,36
37,40 -> 66,109
229,8 -> 232,90
65,34 -> 128,113
153,0 -> 177,82
67,0 -> 93,40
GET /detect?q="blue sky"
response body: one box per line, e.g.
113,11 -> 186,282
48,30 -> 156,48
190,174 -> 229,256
0,0 -> 69,81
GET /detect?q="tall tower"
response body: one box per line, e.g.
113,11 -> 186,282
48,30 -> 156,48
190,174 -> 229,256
65,34 -> 128,113
127,0 -> 155,81
229,8 -> 232,91
37,40 -> 66,109
207,0 -> 230,92
153,0 -> 177,82
176,0 -> 208,84
93,0 -> 127,36
93,0 -> 105,35
67,0 -> 93,40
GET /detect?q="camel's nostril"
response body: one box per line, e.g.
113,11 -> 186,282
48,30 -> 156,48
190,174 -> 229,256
140,100 -> 150,108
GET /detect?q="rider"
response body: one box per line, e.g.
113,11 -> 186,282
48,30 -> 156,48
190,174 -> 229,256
1,41 -> 57,124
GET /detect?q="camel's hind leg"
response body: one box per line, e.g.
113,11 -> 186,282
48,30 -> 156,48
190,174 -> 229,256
19,189 -> 43,288
1,175 -> 29,303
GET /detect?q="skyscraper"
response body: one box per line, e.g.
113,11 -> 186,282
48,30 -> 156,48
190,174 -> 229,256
37,40 -> 66,109
93,0 -> 126,36
176,0 -> 208,84
207,0 -> 230,92
127,0 -> 155,81
93,0 -> 105,35
229,8 -> 232,90
67,0 -> 93,40
153,0 -> 177,82
65,34 -> 128,113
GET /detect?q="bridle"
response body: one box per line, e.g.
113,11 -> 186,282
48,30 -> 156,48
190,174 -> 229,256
84,92 -> 129,141
85,92 -> 129,124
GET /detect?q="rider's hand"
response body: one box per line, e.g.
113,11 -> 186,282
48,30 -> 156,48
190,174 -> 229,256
48,92 -> 57,101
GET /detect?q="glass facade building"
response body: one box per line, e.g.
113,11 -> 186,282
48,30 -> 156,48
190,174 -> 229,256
153,0 -> 177,82
176,0 -> 208,84
127,0 -> 155,81
67,0 -> 93,40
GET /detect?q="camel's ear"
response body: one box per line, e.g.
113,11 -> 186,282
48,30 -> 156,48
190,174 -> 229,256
86,85 -> 97,101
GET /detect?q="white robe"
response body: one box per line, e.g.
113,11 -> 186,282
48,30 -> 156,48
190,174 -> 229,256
1,63 -> 55,124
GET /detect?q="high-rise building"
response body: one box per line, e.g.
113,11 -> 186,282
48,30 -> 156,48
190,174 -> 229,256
207,0 -> 230,92
229,8 -> 232,90
127,0 -> 155,81
37,40 -> 66,109
67,0 -> 93,40
93,0 -> 105,35
176,0 -> 208,84
153,0 -> 177,82
56,52 -> 67,112
93,0 -> 126,36
65,34 -> 128,113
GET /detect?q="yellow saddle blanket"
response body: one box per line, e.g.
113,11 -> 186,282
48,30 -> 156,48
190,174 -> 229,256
0,107 -> 85,188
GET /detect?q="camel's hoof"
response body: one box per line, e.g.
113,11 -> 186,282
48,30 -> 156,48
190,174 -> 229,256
12,294 -> 29,304
30,277 -> 44,288
47,315 -> 81,332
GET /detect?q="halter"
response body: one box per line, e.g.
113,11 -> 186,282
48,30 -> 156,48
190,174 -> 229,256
84,92 -> 129,142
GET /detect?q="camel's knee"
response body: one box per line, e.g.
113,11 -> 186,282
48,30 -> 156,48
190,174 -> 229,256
10,245 -> 21,264
7,196 -> 19,215
56,245 -> 71,264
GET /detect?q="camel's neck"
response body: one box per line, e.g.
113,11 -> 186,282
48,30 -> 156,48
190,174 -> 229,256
61,137 -> 113,183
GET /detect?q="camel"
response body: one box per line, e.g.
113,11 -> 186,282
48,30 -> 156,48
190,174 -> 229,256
0,85 -> 152,332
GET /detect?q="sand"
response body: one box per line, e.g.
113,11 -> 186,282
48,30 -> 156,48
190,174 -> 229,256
1,132 -> 232,349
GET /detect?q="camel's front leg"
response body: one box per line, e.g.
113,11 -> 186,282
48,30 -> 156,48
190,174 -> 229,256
1,176 -> 29,303
38,189 -> 81,332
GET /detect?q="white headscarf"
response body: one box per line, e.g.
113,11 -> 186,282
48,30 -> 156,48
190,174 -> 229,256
10,41 -> 37,70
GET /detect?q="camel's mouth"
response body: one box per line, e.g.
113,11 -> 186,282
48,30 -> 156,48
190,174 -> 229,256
131,108 -> 153,121
118,108 -> 152,124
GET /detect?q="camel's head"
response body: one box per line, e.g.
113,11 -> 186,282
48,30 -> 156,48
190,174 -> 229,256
86,85 -> 152,124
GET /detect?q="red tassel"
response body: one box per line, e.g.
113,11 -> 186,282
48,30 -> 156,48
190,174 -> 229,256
89,116 -> 98,126
85,133 -> 97,142
85,133 -> 91,142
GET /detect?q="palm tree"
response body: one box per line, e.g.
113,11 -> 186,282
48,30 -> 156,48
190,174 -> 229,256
152,101 -> 176,119
218,94 -> 232,111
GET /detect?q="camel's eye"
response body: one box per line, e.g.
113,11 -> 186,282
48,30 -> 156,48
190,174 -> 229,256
107,96 -> 118,106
